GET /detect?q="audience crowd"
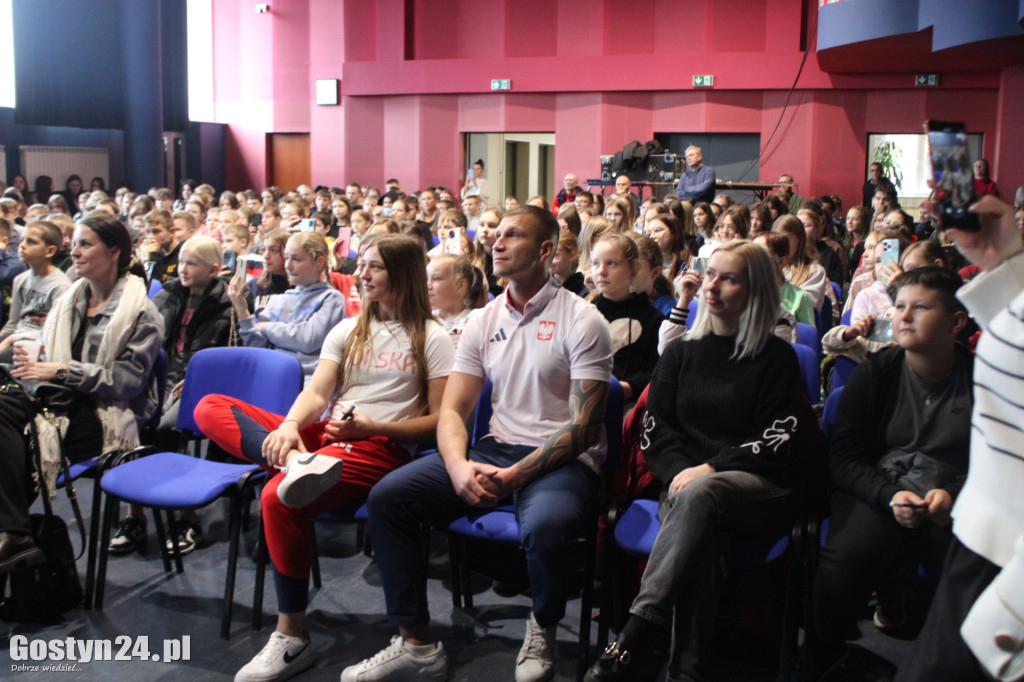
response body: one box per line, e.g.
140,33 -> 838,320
1,158 -> 1022,682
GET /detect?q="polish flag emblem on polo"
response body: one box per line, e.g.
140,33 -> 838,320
537,321 -> 555,341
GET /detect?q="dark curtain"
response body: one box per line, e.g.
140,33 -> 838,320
13,0 -> 125,129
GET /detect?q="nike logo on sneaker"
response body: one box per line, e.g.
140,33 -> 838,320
283,641 -> 309,664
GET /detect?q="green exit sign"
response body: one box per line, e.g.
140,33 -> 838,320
490,79 -> 511,91
693,75 -> 714,87
915,73 -> 941,86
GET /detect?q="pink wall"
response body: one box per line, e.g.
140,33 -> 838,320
209,0 -> 1022,208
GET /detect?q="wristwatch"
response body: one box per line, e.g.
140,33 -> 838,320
55,363 -> 68,381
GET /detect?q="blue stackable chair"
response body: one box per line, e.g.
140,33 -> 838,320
94,347 -> 304,639
796,322 -> 822,358
821,296 -> 833,337
840,309 -> 852,327
791,342 -> 822,405
147,278 -> 163,299
685,298 -> 699,329
829,356 -> 857,395
446,376 -> 624,680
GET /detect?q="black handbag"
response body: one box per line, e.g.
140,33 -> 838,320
0,364 -> 78,414
0,513 -> 83,623
0,376 -> 86,623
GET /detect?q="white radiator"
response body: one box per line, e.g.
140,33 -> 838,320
19,146 -> 110,196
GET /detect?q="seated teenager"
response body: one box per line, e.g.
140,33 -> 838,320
107,236 -> 233,557
824,230 -> 910,364
812,267 -> 972,674
774,214 -> 830,310
549,229 -> 589,298
0,216 -> 162,573
0,221 -> 71,364
753,231 -> 815,327
630,235 -> 676,316
426,254 -> 486,350
643,212 -> 694,289
589,233 -> 663,404
246,228 -> 291,311
696,207 -> 749,259
472,208 -> 505,297
586,242 -> 803,682
193,235 -> 454,682
142,209 -> 182,285
228,231 -> 346,382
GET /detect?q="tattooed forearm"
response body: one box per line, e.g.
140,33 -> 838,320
511,379 -> 608,484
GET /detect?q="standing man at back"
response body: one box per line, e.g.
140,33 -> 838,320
674,145 -> 716,205
348,205 -> 613,682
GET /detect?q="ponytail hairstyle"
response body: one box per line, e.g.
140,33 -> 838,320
632,234 -> 674,298
77,214 -> 147,279
438,254 -> 488,310
286,230 -> 337,290
256,228 -> 290,289
337,235 -> 434,413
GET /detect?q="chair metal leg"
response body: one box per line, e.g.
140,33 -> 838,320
577,535 -> 596,681
94,493 -> 118,611
83,475 -> 104,609
776,523 -> 805,682
459,536 -> 474,610
252,515 -> 267,631
222,494 -> 244,640
449,532 -> 463,609
151,509 -> 172,573
310,522 -> 322,589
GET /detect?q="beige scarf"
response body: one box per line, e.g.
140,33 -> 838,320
41,274 -> 150,457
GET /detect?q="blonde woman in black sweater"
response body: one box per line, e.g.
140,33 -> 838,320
586,241 -> 804,682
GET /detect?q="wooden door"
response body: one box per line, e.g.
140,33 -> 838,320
268,133 -> 310,192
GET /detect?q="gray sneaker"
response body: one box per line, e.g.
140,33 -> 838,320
340,636 -> 447,681
275,453 -> 344,508
515,612 -> 556,682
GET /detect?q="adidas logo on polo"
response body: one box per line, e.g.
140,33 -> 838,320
489,328 -> 508,343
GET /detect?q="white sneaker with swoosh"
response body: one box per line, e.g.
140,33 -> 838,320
275,453 -> 344,508
235,631 -> 313,682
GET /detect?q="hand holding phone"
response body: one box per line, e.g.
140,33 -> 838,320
925,120 -> 980,232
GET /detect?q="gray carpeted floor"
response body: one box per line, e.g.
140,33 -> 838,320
1,478 -> 912,681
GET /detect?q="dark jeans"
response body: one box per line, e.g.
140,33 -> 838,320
0,390 -> 101,534
628,471 -> 793,682
367,439 -> 600,628
813,489 -> 952,648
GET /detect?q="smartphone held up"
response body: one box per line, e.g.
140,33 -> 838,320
924,120 -> 980,232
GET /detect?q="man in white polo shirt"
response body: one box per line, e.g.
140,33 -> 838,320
350,206 -> 613,682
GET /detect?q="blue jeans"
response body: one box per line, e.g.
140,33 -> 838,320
367,438 -> 600,628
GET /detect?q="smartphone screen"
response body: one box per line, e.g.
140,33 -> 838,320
693,257 -> 708,277
298,219 -> 316,232
925,120 -> 980,231
878,239 -> 899,286
223,250 -> 238,276
866,317 -> 894,344
335,227 -> 352,259
445,228 -> 464,255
